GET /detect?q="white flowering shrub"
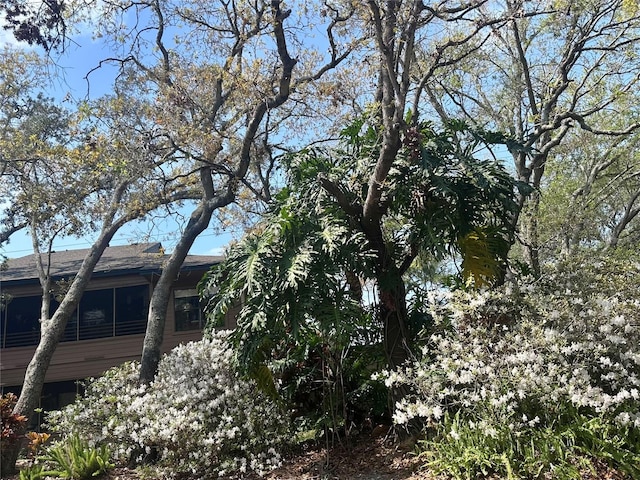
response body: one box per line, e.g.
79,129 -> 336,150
47,331 -> 291,478
46,360 -> 144,456
378,252 -> 640,478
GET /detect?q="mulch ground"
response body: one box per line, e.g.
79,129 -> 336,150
3,434 -> 428,480
3,433 -> 630,480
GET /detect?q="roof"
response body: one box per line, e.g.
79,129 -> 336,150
1,242 -> 223,285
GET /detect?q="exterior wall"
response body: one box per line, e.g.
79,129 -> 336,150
0,330 -> 203,387
0,270 -> 221,388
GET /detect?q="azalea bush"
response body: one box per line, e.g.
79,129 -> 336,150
46,331 -> 291,478
378,251 -> 640,478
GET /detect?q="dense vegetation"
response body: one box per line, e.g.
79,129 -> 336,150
45,332 -> 290,478
2,0 -> 640,478
33,249 -> 640,479
383,252 -> 640,478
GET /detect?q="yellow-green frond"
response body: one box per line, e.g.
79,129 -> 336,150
458,229 -> 504,288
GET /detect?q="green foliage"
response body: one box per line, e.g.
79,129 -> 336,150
19,464 -> 52,480
572,414 -> 640,478
537,129 -> 640,257
1,0 -> 65,50
341,117 -> 528,280
421,408 -> 640,480
202,116 -> 526,364
200,147 -> 378,435
458,228 -> 510,288
43,435 -> 113,479
201,114 -> 526,439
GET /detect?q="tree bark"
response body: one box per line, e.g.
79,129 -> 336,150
0,220 -> 27,246
378,272 -> 411,370
4,178 -> 139,473
606,190 -> 640,250
7,224 -> 124,472
520,190 -> 541,276
138,202 -> 214,384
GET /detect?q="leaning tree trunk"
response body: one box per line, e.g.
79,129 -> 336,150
4,232 -> 118,475
138,201 -> 214,384
606,190 -> 640,250
138,0 -> 299,385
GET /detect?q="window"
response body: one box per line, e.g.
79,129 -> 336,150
1,284 -> 152,348
174,289 -> 205,331
4,296 -> 41,347
115,285 -> 148,336
79,289 -> 114,340
41,380 -> 81,412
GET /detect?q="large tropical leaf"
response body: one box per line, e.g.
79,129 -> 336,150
458,228 -> 509,288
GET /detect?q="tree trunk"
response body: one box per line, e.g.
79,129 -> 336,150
6,232 -> 118,472
606,191 -> 640,250
515,154 -> 546,277
138,0 -> 299,385
376,267 -> 414,422
378,274 -> 411,370
520,190 -> 541,276
138,202 -> 214,384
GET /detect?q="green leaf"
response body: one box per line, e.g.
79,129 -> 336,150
250,363 -> 280,401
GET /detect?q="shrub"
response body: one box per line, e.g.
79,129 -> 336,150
16,435 -> 112,480
25,432 -> 51,459
377,252 -> 640,478
46,360 -> 143,459
1,392 -> 28,475
47,331 -> 291,478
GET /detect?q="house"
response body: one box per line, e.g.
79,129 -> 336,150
0,242 -> 229,413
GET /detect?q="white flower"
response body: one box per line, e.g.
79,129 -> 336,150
616,412 -> 631,425
432,405 -> 443,420
483,426 -> 498,438
45,333 -> 290,478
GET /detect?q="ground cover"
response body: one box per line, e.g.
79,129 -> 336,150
6,433 -> 629,480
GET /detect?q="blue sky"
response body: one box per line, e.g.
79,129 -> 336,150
0,16 -> 234,259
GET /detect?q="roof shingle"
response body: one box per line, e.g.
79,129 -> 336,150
1,243 -> 222,284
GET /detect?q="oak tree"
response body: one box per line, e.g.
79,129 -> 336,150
72,0 -> 358,383
423,0 -> 640,272
0,85 -> 195,473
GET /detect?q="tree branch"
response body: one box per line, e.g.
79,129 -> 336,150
317,175 -> 362,218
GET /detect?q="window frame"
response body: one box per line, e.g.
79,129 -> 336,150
1,283 -> 152,347
174,288 -> 205,332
